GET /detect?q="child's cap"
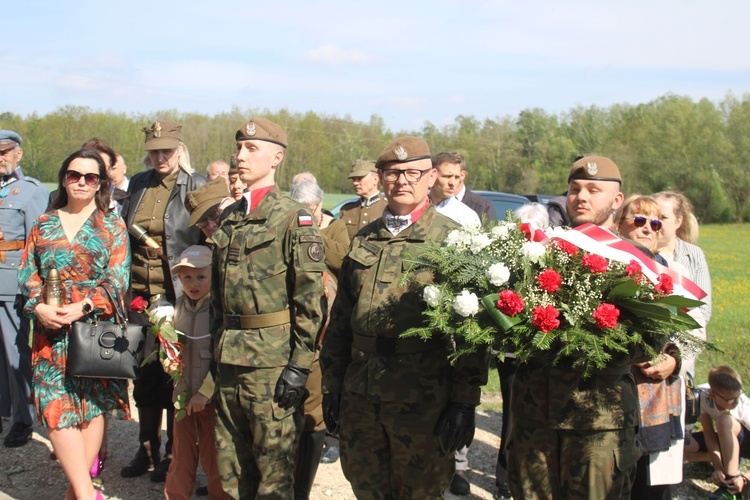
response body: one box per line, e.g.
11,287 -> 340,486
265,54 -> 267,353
171,245 -> 212,273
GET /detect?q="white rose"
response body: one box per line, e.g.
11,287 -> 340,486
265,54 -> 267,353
521,241 -> 546,264
470,233 -> 492,254
486,263 -> 510,286
453,290 -> 480,317
423,285 -> 442,307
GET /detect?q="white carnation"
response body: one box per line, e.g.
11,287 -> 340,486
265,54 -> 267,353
470,233 -> 492,254
453,290 -> 480,317
545,226 -> 567,238
486,263 -> 510,286
521,241 -> 546,264
491,223 -> 511,239
423,285 -> 442,308
446,229 -> 471,248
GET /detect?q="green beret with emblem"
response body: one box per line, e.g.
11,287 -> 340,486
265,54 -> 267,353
375,136 -> 431,170
143,120 -> 183,151
567,155 -> 622,184
235,117 -> 287,148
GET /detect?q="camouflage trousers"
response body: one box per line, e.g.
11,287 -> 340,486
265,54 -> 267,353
339,391 -> 453,499
214,364 -> 302,499
507,421 -> 639,500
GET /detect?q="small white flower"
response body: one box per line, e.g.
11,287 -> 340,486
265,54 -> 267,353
453,290 -> 480,317
446,229 -> 472,248
521,241 -> 546,264
486,262 -> 510,286
491,222 -> 512,239
470,233 -> 492,254
423,285 -> 442,307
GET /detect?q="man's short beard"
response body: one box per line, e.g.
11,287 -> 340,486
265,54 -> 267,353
571,205 -> 613,227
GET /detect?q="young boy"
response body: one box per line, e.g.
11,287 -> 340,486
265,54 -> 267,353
684,365 -> 750,499
164,246 -> 229,500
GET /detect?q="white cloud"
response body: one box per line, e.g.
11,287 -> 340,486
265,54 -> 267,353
301,44 -> 380,65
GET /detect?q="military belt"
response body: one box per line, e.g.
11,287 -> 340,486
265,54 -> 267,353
0,240 -> 25,251
352,333 -> 444,356
223,310 -> 291,329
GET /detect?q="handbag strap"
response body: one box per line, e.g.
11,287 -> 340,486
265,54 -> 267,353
98,279 -> 128,325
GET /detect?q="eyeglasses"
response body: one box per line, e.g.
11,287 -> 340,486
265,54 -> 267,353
65,170 -> 101,187
380,168 -> 432,184
627,215 -> 662,232
711,390 -> 743,407
196,211 -> 220,230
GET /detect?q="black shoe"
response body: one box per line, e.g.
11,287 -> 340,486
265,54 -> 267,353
494,481 -> 513,499
320,444 -> 339,464
121,447 -> 158,478
3,422 -> 32,448
450,471 -> 471,496
150,456 -> 171,482
195,484 -> 209,496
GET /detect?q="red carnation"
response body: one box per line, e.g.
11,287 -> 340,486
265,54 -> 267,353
497,290 -> 525,317
532,305 -> 561,332
554,239 -> 579,256
582,253 -> 608,273
130,295 -> 148,313
655,274 -> 674,295
626,260 -> 642,277
537,269 -> 562,294
592,303 -> 620,329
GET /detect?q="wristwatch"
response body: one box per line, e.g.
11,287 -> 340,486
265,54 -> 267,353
82,301 -> 93,315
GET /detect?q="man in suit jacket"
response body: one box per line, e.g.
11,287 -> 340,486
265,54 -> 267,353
432,152 -> 497,224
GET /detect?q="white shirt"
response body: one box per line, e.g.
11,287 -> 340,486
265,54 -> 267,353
435,196 -> 481,229
699,388 -> 750,431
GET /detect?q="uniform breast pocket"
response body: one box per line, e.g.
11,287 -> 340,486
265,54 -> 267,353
244,228 -> 286,280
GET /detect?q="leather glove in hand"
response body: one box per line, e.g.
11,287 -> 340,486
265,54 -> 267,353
322,393 -> 341,433
273,362 -> 310,410
434,403 -> 475,454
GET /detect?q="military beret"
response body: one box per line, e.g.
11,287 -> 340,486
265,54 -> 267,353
0,130 -> 22,149
375,136 -> 431,170
184,178 -> 230,227
143,120 -> 183,151
567,155 -> 622,184
171,245 -> 213,273
235,117 -> 287,148
348,159 -> 377,178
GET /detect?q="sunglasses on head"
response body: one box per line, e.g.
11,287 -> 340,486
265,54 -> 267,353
65,170 -> 101,187
628,215 -> 662,232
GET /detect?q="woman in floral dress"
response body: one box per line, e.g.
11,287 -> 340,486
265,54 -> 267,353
19,148 -> 131,500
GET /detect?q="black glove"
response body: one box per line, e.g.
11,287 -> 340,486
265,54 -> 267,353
434,403 -> 475,454
323,393 -> 341,433
273,362 -> 310,410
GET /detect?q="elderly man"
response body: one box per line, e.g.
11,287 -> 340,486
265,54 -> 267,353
339,159 -> 387,240
0,130 -> 48,447
206,160 -> 230,189
210,117 -> 327,499
321,136 -> 488,498
508,155 -> 640,499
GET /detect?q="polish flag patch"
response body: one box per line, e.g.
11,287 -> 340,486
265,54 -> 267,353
298,215 -> 313,226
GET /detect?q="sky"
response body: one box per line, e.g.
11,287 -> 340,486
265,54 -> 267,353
4,0 -> 750,132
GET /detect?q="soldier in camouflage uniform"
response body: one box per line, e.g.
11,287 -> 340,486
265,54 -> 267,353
320,136 -> 488,499
210,117 -> 327,499
508,156 -> 642,499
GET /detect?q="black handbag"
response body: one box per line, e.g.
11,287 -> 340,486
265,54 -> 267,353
684,371 -> 701,426
67,282 -> 147,379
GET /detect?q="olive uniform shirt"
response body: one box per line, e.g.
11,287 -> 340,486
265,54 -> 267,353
339,193 -> 387,240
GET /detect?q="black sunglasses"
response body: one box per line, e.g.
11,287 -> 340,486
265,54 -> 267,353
628,215 -> 662,232
65,170 -> 101,187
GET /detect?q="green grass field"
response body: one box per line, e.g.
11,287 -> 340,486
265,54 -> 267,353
480,224 -> 750,408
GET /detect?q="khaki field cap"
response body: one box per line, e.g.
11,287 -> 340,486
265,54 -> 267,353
171,245 -> 213,273
375,136 -> 431,170
184,178 -> 230,227
143,120 -> 183,151
567,155 -> 622,184
348,159 -> 377,178
235,117 -> 287,148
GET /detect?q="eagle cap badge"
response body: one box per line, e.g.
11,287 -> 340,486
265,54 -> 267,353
394,146 -> 407,161
586,161 -> 598,176
246,122 -> 256,136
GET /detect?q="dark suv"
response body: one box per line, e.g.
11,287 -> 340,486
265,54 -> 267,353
474,191 -> 530,219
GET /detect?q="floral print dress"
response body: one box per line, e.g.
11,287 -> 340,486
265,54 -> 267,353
18,209 -> 131,429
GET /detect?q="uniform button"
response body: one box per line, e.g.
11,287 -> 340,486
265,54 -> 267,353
157,200 -> 161,203
166,235 -> 171,240
168,255 -> 173,260
149,266 -> 154,270
165,214 -> 170,219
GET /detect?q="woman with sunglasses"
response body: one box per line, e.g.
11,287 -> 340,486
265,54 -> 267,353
616,195 -> 691,499
18,148 -> 131,500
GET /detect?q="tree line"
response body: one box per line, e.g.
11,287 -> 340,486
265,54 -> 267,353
2,91 -> 749,223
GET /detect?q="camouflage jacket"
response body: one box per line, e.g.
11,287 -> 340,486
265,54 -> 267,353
511,347 -> 649,431
320,206 -> 488,405
210,186 -> 327,370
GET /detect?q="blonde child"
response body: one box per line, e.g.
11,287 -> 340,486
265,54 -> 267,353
164,246 -> 229,499
684,365 -> 750,498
